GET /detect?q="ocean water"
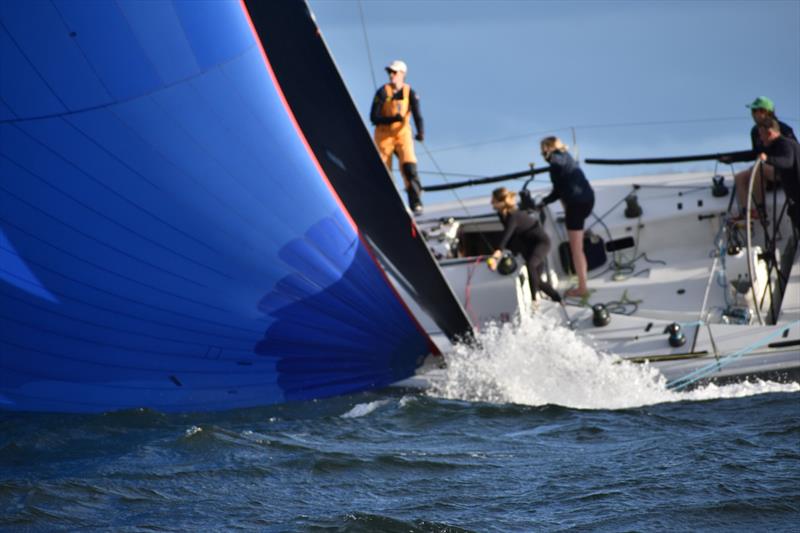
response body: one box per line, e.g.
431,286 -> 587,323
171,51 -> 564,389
2,318 -> 799,532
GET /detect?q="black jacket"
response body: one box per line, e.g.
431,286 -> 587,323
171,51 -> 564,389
542,151 -> 594,206
765,135 -> 800,206
725,120 -> 797,163
751,121 -> 796,152
497,210 -> 549,256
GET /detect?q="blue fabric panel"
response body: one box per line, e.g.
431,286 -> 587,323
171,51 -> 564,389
172,0 -> 254,70
0,0 -> 431,413
0,96 -> 16,120
0,366 -> 285,413
0,26 -> 65,118
52,0 -> 162,102
0,1 -> 111,112
117,1 -> 199,85
0,228 -> 59,303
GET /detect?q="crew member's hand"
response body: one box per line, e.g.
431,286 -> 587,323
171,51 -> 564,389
487,252 -> 501,271
415,133 -> 424,142
758,152 -> 767,161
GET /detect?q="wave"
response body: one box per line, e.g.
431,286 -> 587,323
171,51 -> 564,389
428,314 -> 799,409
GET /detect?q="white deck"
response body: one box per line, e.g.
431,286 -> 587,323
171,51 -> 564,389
402,170 -> 800,387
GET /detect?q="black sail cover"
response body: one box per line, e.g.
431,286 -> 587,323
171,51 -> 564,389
243,1 -> 474,343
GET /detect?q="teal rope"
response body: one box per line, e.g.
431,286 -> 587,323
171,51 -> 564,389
666,320 -> 800,391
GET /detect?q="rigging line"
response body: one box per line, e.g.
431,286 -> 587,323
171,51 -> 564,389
428,126 -> 572,154
356,0 -> 378,89
571,127 -> 578,163
419,141 -> 496,252
419,140 -> 471,216
426,116 -> 749,155
419,170 -> 488,178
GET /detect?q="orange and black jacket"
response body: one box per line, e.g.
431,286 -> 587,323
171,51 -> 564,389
369,84 -> 424,136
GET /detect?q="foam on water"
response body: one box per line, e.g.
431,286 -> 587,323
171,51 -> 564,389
184,425 -> 203,437
428,314 -> 799,409
341,400 -> 390,418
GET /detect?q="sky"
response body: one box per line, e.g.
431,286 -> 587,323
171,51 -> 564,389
307,0 -> 800,204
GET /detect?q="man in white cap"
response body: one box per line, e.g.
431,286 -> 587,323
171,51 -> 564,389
370,59 -> 425,213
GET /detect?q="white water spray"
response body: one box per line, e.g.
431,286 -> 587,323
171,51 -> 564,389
341,400 -> 390,418
428,314 -> 799,409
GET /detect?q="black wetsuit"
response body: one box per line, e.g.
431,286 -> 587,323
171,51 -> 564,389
751,121 -> 796,152
764,135 -> 800,232
725,120 -> 797,163
498,210 -> 561,302
542,151 -> 595,230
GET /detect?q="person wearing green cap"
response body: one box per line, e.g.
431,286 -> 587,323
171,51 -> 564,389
722,96 -> 796,221
757,118 -> 800,234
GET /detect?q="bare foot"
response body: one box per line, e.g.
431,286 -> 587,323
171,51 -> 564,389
565,287 -> 588,298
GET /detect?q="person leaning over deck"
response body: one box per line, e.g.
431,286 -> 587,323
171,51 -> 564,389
539,136 -> 595,299
488,187 -> 562,304
720,96 -> 797,220
758,118 -> 800,234
370,59 -> 425,214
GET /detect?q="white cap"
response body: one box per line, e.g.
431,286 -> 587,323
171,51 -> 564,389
386,60 -> 407,73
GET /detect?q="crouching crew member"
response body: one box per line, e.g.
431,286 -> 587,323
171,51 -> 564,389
488,187 -> 562,304
370,60 -> 425,213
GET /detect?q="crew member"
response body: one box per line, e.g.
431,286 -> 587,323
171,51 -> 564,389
758,118 -> 800,234
539,136 -> 595,299
370,60 -> 425,213
488,187 -> 561,304
721,96 -> 797,220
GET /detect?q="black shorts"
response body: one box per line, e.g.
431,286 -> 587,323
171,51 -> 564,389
564,199 -> 594,231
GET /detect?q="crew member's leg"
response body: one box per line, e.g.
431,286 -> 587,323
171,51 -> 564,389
566,230 -> 588,297
564,200 -> 594,298
402,163 -> 423,212
734,165 -> 753,213
525,235 -> 561,303
788,201 -> 800,237
754,164 -> 774,214
734,164 -> 772,218
375,128 -> 396,169
395,133 -> 423,212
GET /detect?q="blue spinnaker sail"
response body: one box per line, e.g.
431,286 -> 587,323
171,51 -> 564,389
0,1 -> 437,412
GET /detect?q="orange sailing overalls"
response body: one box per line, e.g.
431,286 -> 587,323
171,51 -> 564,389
374,83 -> 417,175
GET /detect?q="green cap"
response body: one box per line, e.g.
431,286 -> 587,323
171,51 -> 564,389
746,96 -> 774,112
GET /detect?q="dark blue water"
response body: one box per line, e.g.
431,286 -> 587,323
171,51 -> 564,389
2,388 -> 798,532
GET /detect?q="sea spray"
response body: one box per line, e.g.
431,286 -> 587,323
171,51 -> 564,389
428,313 -> 799,409
341,400 -> 390,419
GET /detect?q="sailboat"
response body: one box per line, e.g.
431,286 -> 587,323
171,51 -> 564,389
403,165 -> 799,392
1,1 -> 797,414
0,0 -> 472,412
